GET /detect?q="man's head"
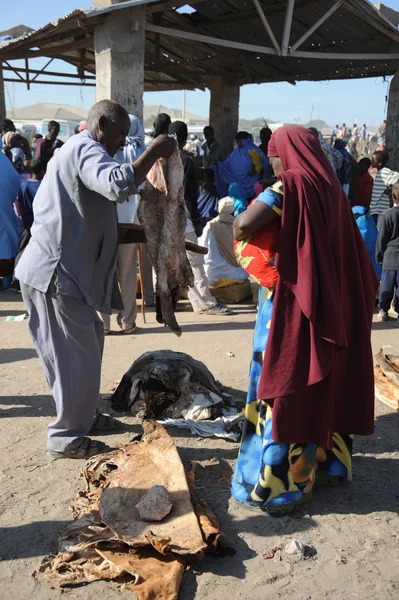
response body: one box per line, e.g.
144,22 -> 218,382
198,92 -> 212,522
259,127 -> 272,144
353,123 -> 357,128
218,197 -> 234,215
31,157 -> 46,180
153,113 -> 171,138
343,123 -> 346,127
363,123 -> 366,127
169,120 -> 188,150
47,120 -> 60,141
308,127 -> 319,139
87,100 -> 130,156
358,157 -> 371,175
235,131 -> 250,148
392,182 -> 399,205
203,125 -> 214,143
32,133 -> 42,149
371,150 -> 389,171
2,118 -> 16,133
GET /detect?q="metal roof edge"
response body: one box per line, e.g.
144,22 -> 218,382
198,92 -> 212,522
84,0 -> 161,18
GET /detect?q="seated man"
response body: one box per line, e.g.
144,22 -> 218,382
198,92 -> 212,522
199,197 -> 248,288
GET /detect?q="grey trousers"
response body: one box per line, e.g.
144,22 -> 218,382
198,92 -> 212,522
20,279 -> 104,452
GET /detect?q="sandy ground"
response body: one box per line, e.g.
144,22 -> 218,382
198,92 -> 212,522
1,291 -> 399,600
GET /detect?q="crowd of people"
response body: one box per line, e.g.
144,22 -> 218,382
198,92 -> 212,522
1,102 -> 399,517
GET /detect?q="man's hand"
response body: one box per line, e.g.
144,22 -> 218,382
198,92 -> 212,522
152,135 -> 176,159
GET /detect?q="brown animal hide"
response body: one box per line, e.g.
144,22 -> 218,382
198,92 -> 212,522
141,142 -> 194,336
38,423 -> 233,600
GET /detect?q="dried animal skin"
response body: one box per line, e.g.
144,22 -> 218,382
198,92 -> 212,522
141,142 -> 193,336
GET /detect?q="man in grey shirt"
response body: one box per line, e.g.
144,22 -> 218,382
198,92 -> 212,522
16,99 -> 175,459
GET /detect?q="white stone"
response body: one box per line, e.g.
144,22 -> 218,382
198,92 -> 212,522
284,539 -> 306,555
136,485 -> 173,522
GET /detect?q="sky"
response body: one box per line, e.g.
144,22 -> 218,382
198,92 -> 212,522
2,0 -> 399,125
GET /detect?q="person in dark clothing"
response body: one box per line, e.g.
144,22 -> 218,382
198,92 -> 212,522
353,158 -> 373,208
376,182 -> 399,325
153,113 -> 171,138
31,133 -> 43,155
2,118 -> 32,164
259,126 -> 272,156
197,168 -> 220,230
169,120 -> 202,236
34,120 -> 63,165
7,158 -> 46,294
334,139 -> 352,196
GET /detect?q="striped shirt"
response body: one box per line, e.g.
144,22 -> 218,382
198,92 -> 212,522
370,167 -> 399,215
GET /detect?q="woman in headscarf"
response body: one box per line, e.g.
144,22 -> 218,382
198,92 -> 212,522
215,131 -> 270,200
0,151 -> 21,285
231,125 -> 377,514
100,115 -> 154,334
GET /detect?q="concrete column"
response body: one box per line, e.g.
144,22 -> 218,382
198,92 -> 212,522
94,0 -> 145,120
209,77 -> 240,159
0,65 -> 5,124
386,67 -> 399,172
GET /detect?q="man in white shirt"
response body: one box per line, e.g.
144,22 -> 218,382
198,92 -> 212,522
370,151 -> 399,228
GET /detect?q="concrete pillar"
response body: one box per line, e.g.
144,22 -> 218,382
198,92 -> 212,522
209,77 -> 240,159
94,0 -> 145,120
386,67 -> 399,172
0,66 -> 5,124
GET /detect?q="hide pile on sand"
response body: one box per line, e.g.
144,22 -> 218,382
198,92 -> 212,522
38,422 -> 233,600
374,349 -> 399,412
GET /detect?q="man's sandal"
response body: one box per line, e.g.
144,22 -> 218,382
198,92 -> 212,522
48,438 -> 113,460
89,413 -> 124,435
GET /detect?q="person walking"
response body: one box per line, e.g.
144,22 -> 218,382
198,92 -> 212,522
376,182 -> 399,325
16,99 -> 175,459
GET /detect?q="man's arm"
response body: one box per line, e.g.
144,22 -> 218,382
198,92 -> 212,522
78,135 -> 175,203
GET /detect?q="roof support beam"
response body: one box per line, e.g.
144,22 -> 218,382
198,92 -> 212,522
281,0 -> 295,56
31,58 -> 54,82
146,24 -> 277,55
2,64 -> 95,81
290,0 -> 344,53
252,0 -> 281,55
292,50 -> 399,60
3,78 -> 95,86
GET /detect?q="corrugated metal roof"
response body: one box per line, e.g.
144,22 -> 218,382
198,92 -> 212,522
0,0 -> 398,91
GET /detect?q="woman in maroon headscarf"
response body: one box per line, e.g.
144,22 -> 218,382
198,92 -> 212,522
231,125 -> 377,513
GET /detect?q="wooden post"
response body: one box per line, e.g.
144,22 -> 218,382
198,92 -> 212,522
386,68 -> 399,172
94,0 -> 145,120
0,65 -> 5,124
209,77 -> 240,160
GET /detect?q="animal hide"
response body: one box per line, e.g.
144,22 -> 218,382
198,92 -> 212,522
37,422 -> 234,600
141,142 -> 194,336
110,350 -> 237,419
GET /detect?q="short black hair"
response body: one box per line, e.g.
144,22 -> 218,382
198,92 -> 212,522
31,157 -> 46,175
48,120 -> 60,130
373,150 -> 389,166
153,113 -> 171,137
358,157 -> 371,171
204,125 -> 214,135
32,133 -> 43,140
169,120 -> 188,142
2,118 -> 16,133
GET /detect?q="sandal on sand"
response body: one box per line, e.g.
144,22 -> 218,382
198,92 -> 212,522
204,305 -> 233,316
48,438 -> 113,460
89,413 -> 124,434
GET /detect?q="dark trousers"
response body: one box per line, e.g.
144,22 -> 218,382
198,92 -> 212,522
379,269 -> 399,313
